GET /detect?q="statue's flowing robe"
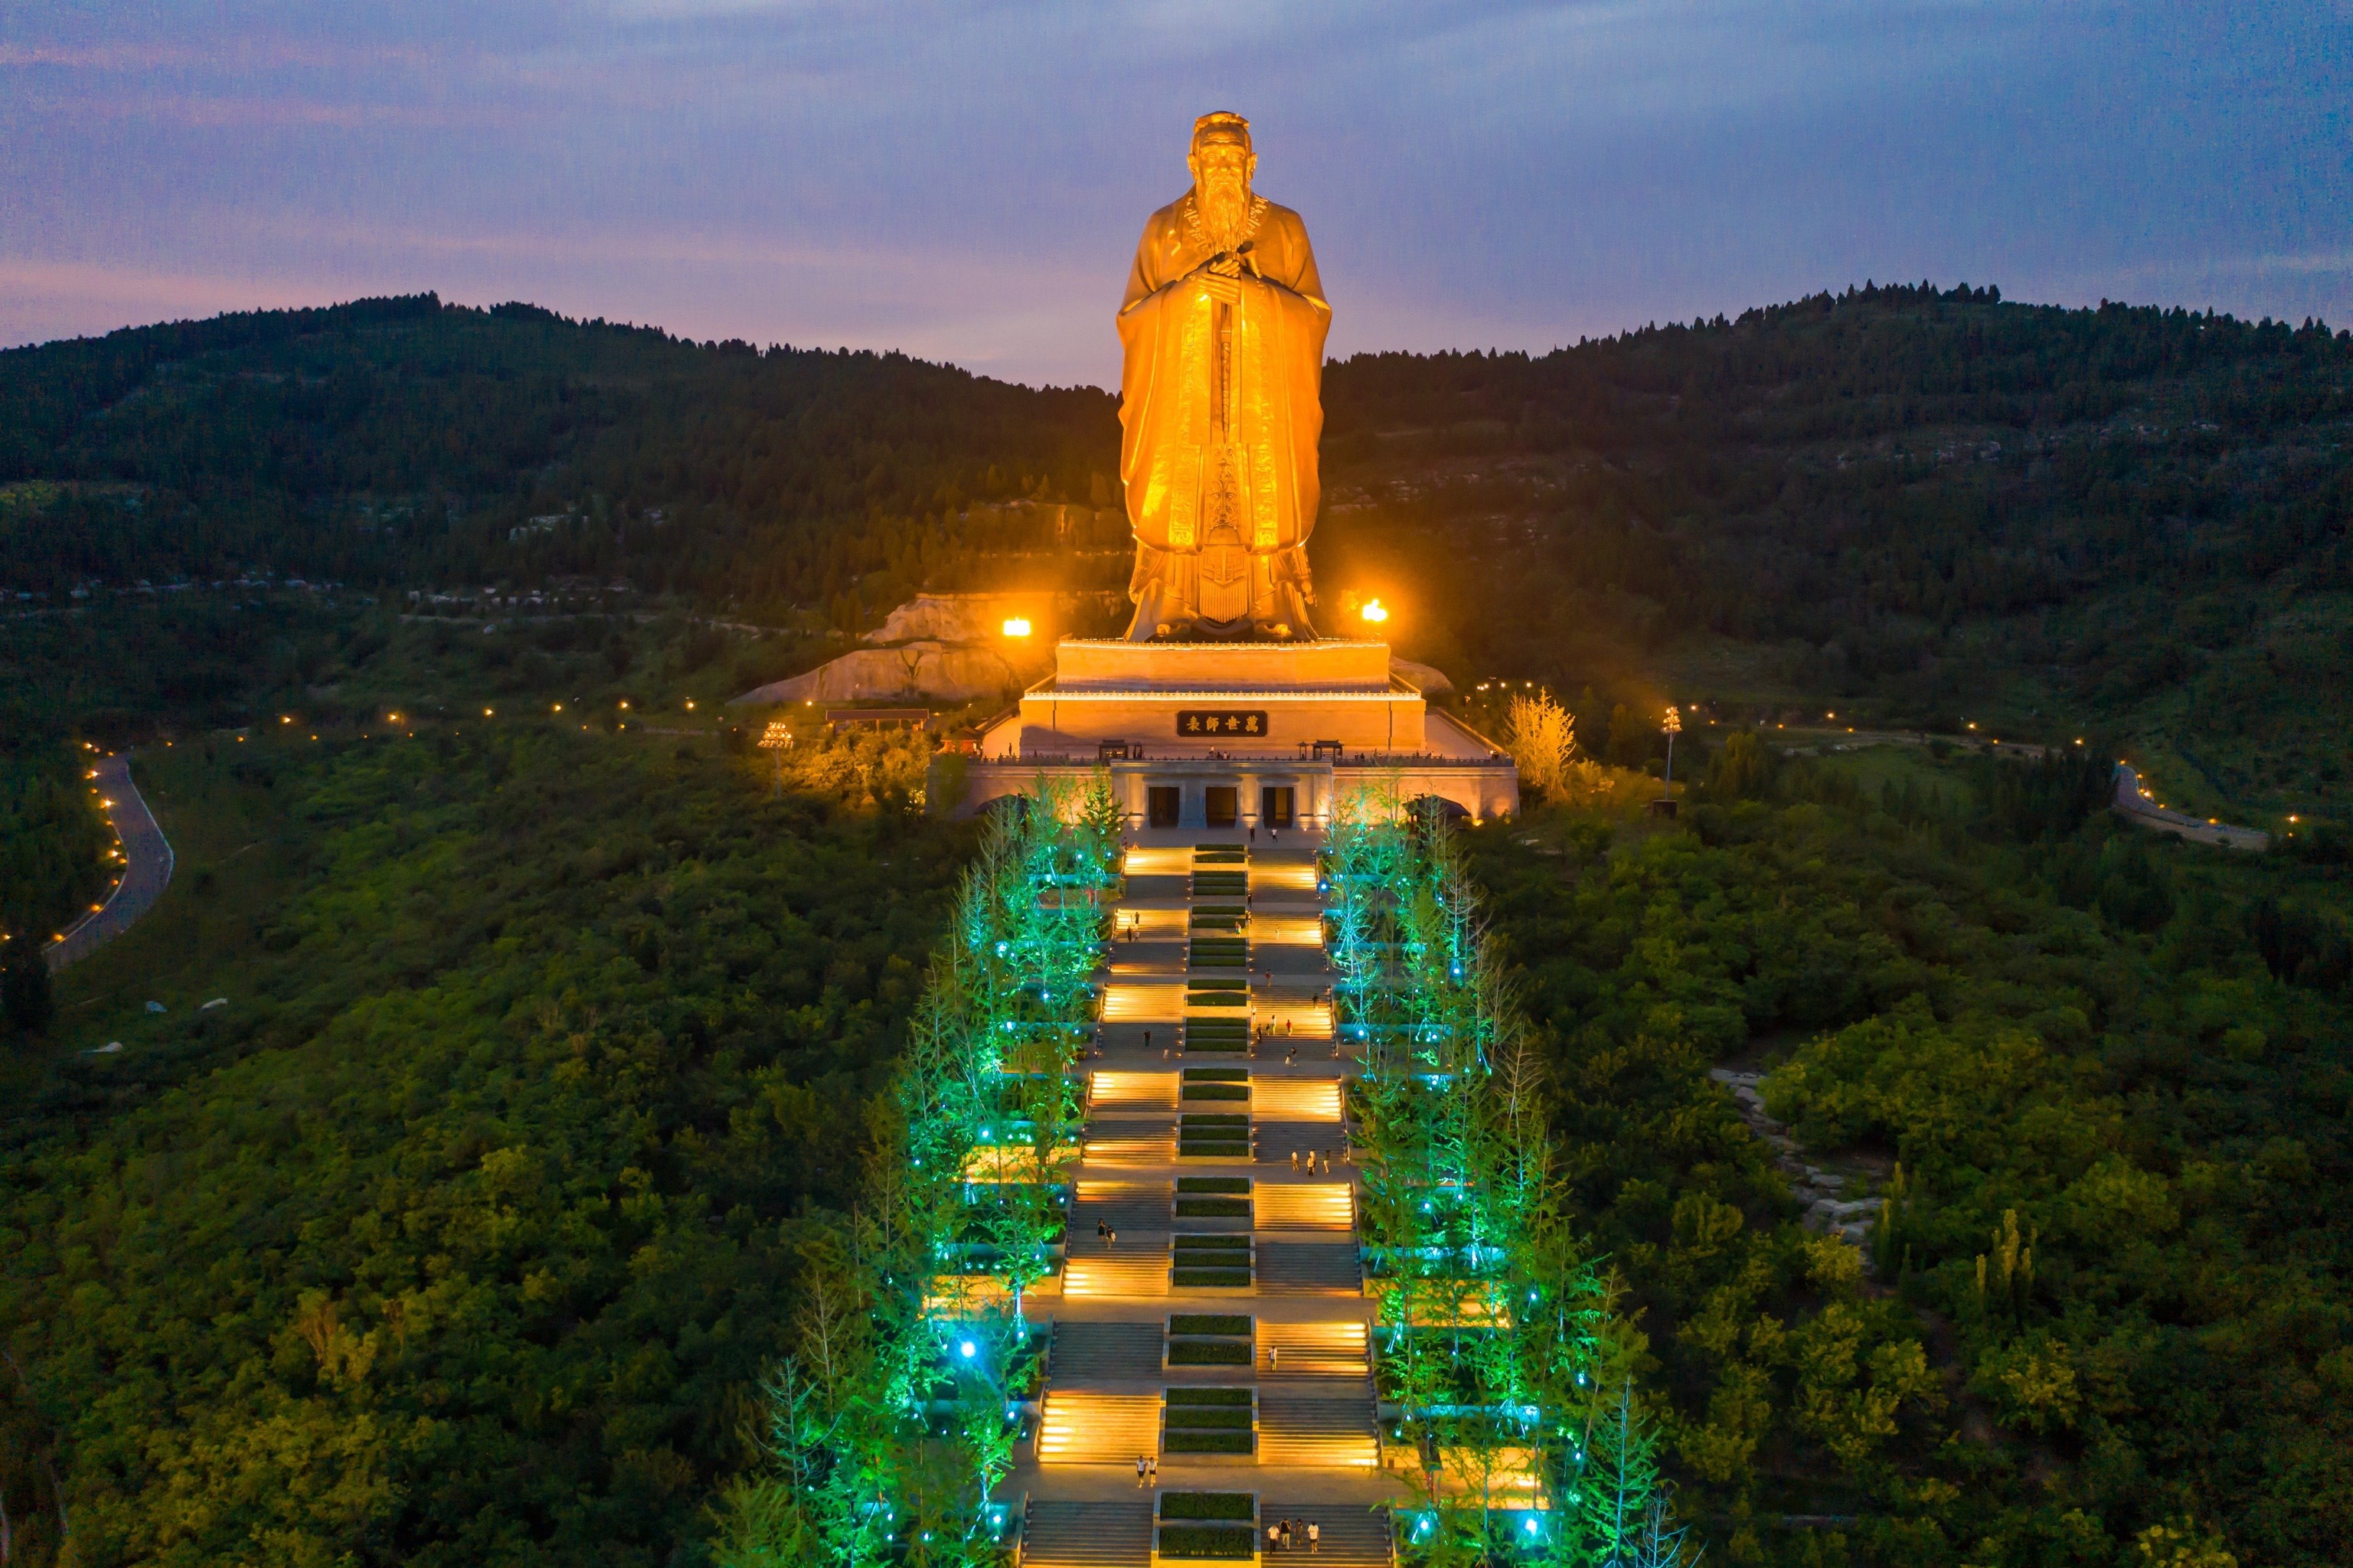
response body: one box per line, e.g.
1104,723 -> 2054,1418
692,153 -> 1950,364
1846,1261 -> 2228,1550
1116,194 -> 1329,569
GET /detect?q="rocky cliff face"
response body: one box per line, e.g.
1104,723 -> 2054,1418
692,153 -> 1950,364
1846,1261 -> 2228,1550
731,642 -> 1044,707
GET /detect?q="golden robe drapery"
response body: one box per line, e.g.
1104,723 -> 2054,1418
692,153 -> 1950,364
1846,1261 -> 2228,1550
1116,193 -> 1330,580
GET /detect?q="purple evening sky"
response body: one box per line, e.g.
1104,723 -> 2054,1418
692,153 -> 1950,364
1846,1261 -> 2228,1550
2,2 -> 2346,388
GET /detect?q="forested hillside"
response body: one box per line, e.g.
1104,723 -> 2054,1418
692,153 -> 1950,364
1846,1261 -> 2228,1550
1475,747 -> 2353,1568
0,294 -> 1119,624
2,288 -> 2349,1568
5,285 -> 2346,817
1315,285 -> 2353,818
1,712 -> 959,1567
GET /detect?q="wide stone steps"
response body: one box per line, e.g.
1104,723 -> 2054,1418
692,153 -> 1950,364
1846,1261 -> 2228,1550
1255,1502 -> 1394,1566
1085,1126 -> 1176,1166
1090,1071 -> 1178,1112
1064,1254 -> 1169,1298
1256,1120 -> 1347,1168
1026,836 -> 1391,1564
1256,1241 -> 1364,1295
1252,1077 -> 1343,1121
1257,1318 -> 1369,1377
1258,1392 -> 1381,1468
1038,1391 -> 1161,1465
1072,1179 -> 1173,1233
1255,1181 -> 1355,1231
1023,1499 -> 1154,1566
1049,1320 -> 1166,1380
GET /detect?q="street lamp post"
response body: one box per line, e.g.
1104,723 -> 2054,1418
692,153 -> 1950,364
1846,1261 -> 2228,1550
759,720 -> 793,796
1661,705 -> 1681,808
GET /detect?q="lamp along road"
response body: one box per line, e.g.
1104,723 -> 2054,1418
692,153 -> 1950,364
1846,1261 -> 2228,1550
45,751 -> 175,971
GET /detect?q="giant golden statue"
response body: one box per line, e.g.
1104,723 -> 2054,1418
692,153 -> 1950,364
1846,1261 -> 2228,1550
1119,112 -> 1330,642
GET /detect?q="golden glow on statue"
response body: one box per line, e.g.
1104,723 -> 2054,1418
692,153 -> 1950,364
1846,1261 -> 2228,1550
1118,111 -> 1331,641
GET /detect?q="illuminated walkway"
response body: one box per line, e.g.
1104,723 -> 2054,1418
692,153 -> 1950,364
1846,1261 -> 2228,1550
1011,828 -> 1400,1567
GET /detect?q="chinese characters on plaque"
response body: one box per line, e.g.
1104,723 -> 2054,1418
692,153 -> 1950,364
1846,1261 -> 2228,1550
1175,710 -> 1269,739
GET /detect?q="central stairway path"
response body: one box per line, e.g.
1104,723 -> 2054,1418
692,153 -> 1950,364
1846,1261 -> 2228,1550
1011,829 -> 1397,1567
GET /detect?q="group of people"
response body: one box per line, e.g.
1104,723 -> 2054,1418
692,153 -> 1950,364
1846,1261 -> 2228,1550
1132,1454 -> 1159,1487
1266,1517 -> 1320,1553
1288,1148 -> 1336,1174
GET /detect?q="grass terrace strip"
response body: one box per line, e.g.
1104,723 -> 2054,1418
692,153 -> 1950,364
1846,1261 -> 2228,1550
1172,1233 -> 1254,1290
1166,1314 -> 1255,1367
1178,1111 -> 1252,1161
1181,1067 -> 1250,1102
1162,1388 -> 1257,1455
1175,1175 -> 1253,1219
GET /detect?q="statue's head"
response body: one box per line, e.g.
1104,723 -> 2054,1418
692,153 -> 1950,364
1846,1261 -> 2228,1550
1187,111 -> 1257,213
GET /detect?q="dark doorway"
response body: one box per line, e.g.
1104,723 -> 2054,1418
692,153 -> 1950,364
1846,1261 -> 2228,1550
1261,786 -> 1296,828
1148,786 -> 1181,828
1204,786 -> 1239,828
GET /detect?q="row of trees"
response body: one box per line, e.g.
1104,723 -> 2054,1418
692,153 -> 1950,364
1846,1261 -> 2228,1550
711,776 -> 1122,1565
1326,784 -> 1691,1565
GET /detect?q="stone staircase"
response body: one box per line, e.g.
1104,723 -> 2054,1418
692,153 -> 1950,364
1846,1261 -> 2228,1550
1258,1390 -> 1381,1468
1257,1241 -> 1364,1295
1022,1499 -> 1155,1566
1252,1077 -> 1344,1122
1253,1502 -> 1394,1566
1090,1071 -> 1178,1112
1255,1181 -> 1355,1230
1037,1391 -> 1162,1465
1025,840 -> 1391,1563
1257,1318 -> 1369,1377
1064,1254 -> 1170,1298
1073,1178 -> 1174,1233
1050,1320 -> 1168,1381
1084,1124 -> 1176,1165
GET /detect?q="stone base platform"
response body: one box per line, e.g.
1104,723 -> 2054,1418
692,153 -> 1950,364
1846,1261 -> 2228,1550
940,638 -> 1518,825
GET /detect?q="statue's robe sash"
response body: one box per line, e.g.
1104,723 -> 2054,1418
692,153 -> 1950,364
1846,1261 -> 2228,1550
1117,198 -> 1329,573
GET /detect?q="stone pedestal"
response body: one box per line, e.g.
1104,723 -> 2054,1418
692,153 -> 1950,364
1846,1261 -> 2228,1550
946,639 -> 1518,826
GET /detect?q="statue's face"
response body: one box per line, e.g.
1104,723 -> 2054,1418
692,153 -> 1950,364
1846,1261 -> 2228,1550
1188,139 -> 1256,202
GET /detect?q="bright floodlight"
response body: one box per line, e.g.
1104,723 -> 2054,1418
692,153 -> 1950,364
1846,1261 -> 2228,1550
1002,617 -> 1033,638
1662,704 -> 1681,735
759,720 -> 794,751
959,1340 -> 977,1358
1360,597 -> 1390,623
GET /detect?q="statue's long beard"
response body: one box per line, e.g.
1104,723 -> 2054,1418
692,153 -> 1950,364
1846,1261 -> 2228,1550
1198,182 -> 1251,253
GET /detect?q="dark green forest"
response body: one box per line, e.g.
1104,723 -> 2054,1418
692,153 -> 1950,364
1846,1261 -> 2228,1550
1468,747 -> 2352,1568
5,285 -> 2346,813
2,714 -> 959,1567
2,289 -> 2348,1566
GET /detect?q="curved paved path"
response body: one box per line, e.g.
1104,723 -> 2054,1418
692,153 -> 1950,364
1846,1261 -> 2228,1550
2113,763 -> 2270,851
44,753 -> 175,970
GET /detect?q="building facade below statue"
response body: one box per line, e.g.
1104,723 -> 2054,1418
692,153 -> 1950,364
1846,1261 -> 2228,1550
942,638 -> 1518,827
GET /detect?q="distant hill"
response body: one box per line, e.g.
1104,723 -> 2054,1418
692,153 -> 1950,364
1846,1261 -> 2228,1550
3,285 -> 2347,813
1313,285 -> 2352,816
0,294 -> 1122,623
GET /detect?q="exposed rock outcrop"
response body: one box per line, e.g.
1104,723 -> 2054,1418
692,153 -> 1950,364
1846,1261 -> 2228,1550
731,642 -> 1041,707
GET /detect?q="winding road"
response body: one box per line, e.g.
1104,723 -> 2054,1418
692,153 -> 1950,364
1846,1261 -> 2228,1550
2112,763 -> 2270,851
44,753 -> 175,970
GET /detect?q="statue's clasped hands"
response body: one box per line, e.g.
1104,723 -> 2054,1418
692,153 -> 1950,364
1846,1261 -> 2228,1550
1191,248 -> 1253,305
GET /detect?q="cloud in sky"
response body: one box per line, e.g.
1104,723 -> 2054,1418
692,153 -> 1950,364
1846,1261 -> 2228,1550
3,0 -> 2347,386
